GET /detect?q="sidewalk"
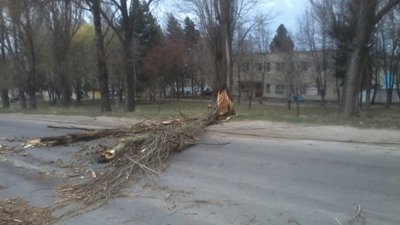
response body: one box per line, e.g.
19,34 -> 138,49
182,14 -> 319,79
208,121 -> 400,146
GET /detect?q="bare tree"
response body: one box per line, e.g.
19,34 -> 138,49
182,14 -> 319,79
45,0 -> 83,107
311,0 -> 400,117
0,4 -> 10,108
376,8 -> 400,107
283,53 -> 304,116
68,24 -> 96,104
269,24 -> 296,109
250,15 -> 272,104
297,8 -> 331,106
5,0 -> 46,109
181,0 -> 260,97
86,0 -> 112,111
100,0 -> 156,112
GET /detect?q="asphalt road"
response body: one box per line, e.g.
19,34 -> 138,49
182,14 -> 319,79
0,117 -> 399,225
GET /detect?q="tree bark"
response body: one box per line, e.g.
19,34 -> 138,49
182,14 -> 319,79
120,0 -> 136,112
60,71 -> 72,107
340,0 -> 400,116
23,2 -> 37,109
386,89 -> 393,108
1,89 -> 10,108
365,58 -> 372,108
335,78 -> 341,103
91,0 -> 111,112
124,45 -> 136,112
397,75 -> 400,104
18,89 -> 27,109
340,1 -> 377,117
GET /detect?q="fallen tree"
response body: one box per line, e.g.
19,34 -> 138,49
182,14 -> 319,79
24,90 -> 235,217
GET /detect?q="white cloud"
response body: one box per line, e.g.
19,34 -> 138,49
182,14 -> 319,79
283,0 -> 295,9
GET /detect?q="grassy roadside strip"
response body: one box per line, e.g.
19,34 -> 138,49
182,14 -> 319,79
1,100 -> 399,129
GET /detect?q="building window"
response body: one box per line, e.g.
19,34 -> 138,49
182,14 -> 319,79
255,82 -> 263,97
265,84 -> 271,93
241,62 -> 249,71
276,62 -> 285,71
275,84 -> 285,94
302,62 -> 308,71
256,62 -> 262,71
265,62 -> 271,71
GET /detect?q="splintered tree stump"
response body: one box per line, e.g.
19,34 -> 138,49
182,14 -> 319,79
217,89 -> 235,117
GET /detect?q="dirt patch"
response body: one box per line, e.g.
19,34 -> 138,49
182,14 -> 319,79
0,198 -> 57,225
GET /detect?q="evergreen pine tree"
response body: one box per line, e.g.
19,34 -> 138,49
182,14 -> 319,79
269,24 -> 294,52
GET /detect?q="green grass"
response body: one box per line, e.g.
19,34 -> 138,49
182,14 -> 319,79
1,99 -> 399,129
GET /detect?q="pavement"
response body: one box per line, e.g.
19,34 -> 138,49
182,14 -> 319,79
0,114 -> 399,225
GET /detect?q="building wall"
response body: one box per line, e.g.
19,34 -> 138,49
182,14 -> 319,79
233,51 -> 339,102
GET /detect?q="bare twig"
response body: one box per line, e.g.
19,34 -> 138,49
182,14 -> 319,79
334,217 -> 344,225
124,155 -> 159,175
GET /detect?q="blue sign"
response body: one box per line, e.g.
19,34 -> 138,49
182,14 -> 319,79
385,73 -> 394,89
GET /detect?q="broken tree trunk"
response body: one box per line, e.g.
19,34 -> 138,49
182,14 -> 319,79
24,129 -> 131,148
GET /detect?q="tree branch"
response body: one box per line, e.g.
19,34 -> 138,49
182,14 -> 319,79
100,7 -> 124,42
375,0 -> 400,24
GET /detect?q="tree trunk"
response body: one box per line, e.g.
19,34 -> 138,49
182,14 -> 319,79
386,89 -> 393,108
176,81 -> 181,101
365,59 -> 372,108
61,72 -> 72,107
92,0 -> 111,112
214,42 -> 227,92
18,89 -> 27,109
365,83 -> 371,108
261,71 -> 265,105
47,89 -> 53,105
237,67 -> 241,103
1,89 -> 10,108
371,71 -> 378,104
397,76 -> 400,104
218,0 -> 233,94
335,78 -> 341,103
123,42 -> 135,112
248,90 -> 253,110
340,1 -> 377,117
25,6 -> 37,110
119,87 -> 123,103
75,82 -> 82,104
26,87 -> 37,109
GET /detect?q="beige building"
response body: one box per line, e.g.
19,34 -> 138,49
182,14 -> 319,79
233,51 -> 339,102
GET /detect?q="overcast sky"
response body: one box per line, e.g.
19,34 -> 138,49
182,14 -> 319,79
264,0 -> 308,33
153,0 -> 308,34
